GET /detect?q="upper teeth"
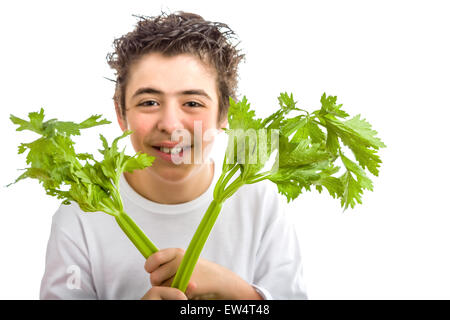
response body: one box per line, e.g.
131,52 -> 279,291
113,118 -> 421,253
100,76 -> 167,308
160,146 -> 182,154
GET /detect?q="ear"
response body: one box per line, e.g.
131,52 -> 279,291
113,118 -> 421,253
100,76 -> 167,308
114,100 -> 128,132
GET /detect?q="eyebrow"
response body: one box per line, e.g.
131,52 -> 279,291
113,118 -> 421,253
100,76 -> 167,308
132,87 -> 212,101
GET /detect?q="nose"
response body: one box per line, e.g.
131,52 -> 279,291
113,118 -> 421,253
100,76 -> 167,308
156,101 -> 184,135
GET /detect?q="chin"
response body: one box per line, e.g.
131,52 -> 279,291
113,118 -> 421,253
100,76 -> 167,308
151,165 -> 197,184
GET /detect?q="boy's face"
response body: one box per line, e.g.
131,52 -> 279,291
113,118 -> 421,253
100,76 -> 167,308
116,52 -> 225,182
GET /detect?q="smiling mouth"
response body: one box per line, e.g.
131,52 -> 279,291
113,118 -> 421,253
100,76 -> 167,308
151,145 -> 192,155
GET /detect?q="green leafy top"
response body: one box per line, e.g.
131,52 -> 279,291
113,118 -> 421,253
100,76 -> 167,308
9,108 -> 154,216
217,93 -> 386,210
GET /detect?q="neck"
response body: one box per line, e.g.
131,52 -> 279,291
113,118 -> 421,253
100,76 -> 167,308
124,162 -> 214,204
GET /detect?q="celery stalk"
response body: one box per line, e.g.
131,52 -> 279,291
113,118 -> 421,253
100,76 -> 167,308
171,169 -> 244,292
171,199 -> 223,292
115,211 -> 159,258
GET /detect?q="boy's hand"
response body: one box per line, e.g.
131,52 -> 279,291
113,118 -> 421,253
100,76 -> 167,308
144,248 -> 262,300
141,286 -> 188,300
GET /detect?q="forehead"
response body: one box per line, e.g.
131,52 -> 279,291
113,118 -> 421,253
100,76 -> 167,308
126,52 -> 218,100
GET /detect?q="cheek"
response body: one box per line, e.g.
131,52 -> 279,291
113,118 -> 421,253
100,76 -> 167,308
128,116 -> 154,150
191,116 -> 219,146
127,116 -> 155,143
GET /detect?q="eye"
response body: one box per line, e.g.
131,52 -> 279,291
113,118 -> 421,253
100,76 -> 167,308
184,101 -> 203,108
138,100 -> 158,107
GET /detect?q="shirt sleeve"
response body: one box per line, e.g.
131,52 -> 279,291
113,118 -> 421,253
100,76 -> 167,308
40,206 -> 97,300
252,193 -> 308,300
251,283 -> 273,300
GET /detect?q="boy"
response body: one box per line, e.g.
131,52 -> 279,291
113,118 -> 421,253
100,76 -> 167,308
40,11 -> 307,300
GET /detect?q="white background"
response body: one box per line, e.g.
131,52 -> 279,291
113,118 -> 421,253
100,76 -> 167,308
0,0 -> 449,299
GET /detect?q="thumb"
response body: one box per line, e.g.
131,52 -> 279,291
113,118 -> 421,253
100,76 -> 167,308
184,281 -> 198,299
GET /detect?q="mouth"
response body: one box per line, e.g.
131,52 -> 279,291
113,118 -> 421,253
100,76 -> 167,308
150,145 -> 192,163
151,145 -> 192,154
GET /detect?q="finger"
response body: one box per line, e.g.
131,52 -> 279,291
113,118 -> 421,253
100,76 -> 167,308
141,287 -> 187,300
159,287 -> 188,300
145,248 -> 180,273
160,275 -> 176,287
184,281 -> 198,299
150,261 -> 179,286
160,276 -> 193,289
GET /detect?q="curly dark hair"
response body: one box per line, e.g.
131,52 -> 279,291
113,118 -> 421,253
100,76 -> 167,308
106,11 -> 245,123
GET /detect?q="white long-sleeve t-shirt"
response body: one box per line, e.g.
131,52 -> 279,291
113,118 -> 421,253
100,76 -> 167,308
40,161 -> 308,300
